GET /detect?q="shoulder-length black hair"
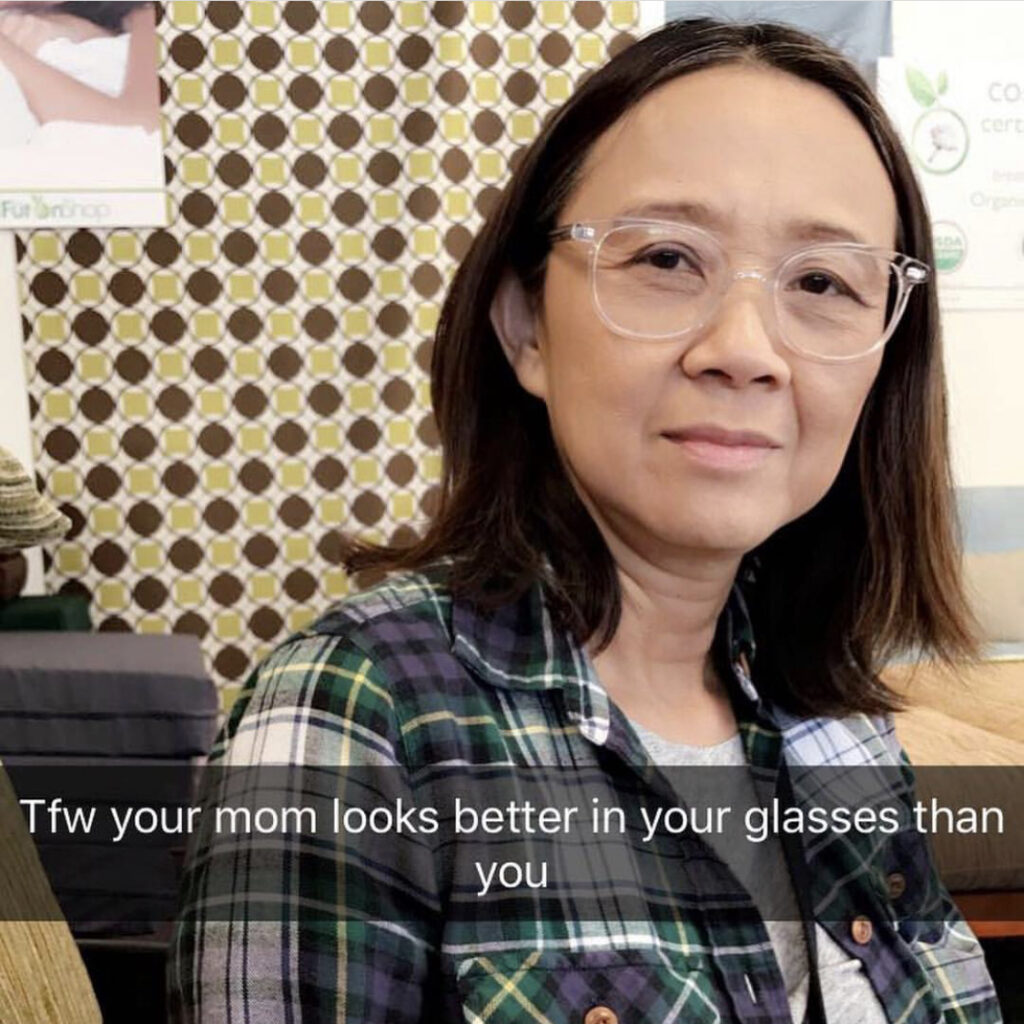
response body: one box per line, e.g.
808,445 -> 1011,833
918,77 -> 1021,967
51,2 -> 144,31
339,16 -> 980,718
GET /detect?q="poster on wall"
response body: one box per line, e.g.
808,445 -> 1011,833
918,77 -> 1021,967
878,59 -> 1024,310
0,1 -> 165,228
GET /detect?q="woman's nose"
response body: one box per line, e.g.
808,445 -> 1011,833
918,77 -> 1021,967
678,276 -> 793,388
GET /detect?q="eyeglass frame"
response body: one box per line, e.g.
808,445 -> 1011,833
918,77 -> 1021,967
547,217 -> 931,364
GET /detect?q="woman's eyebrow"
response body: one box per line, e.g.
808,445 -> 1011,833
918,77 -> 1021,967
615,199 -> 870,245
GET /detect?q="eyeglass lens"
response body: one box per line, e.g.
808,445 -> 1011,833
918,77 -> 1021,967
594,224 -> 901,358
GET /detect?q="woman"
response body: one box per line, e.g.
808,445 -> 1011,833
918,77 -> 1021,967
168,16 -> 1001,1024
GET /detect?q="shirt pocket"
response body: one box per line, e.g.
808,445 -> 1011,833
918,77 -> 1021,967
454,946 -> 722,1024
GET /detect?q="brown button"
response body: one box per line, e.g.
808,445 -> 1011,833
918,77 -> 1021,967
584,1007 -> 618,1024
851,915 -> 873,944
886,871 -> 907,901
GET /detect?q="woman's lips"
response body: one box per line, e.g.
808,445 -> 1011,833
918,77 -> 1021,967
661,425 -> 782,470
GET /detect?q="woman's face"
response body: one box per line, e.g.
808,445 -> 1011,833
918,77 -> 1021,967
504,64 -> 899,563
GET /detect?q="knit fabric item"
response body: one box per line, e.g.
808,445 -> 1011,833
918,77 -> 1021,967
0,445 -> 70,552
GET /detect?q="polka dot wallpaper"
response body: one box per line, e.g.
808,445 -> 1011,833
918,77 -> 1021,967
16,0 -> 640,707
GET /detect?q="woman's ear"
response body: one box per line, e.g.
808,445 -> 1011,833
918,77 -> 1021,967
489,270 -> 547,400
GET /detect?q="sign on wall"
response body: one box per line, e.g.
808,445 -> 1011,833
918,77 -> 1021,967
0,1 -> 165,227
877,58 -> 1024,310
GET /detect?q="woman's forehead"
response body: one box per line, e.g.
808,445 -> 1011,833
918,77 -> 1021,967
568,65 -> 899,250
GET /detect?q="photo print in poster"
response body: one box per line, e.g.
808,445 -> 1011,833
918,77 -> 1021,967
0,1 -> 164,227
878,58 -> 1024,310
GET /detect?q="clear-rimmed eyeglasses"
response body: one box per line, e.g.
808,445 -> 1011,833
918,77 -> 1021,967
548,218 -> 931,363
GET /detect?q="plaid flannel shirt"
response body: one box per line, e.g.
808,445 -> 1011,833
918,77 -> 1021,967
167,557 -> 1002,1024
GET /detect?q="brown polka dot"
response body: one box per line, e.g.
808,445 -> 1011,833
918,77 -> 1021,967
502,1 -> 533,27
213,646 -> 248,681
298,230 -> 331,265
418,413 -> 440,446
152,309 -> 187,344
358,0 -> 392,31
128,501 -> 162,536
268,343 -> 300,378
382,377 -> 414,411
264,269 -> 297,302
234,384 -> 268,418
80,388 -> 115,424
169,538 -> 203,572
284,568 -> 316,601
39,349 -> 72,385
212,72 -> 245,109
324,36 -> 356,72
170,33 -> 205,70
211,572 -> 244,605
372,227 -> 405,262
31,271 -> 66,306
342,344 -> 375,378
476,186 -> 503,219
258,191 -> 293,226
328,113 -> 361,148
288,74 -> 322,110
470,33 -> 500,67
363,74 -> 396,110
309,382 -> 342,415
146,229 -> 181,266
283,0 -> 318,31
187,268 -> 222,303
176,112 -> 211,148
609,31 -> 635,58
387,453 -> 416,485
273,421 -> 307,455
294,153 -> 326,187
317,530 -> 342,564
377,303 -> 410,337
313,456 -> 346,489
68,230 -> 102,266
217,152 -> 251,186
505,70 -> 538,105
280,496 -> 312,528
239,460 -> 272,493
122,426 -> 157,460
227,308 -> 261,342
110,270 -> 145,305
93,541 -> 127,575
402,110 -> 436,145
86,464 -> 119,499
115,349 -> 150,383
58,504 -> 85,541
158,385 -> 192,421
421,484 -> 442,516
441,148 -> 470,182
303,307 -> 337,341
473,110 -> 503,143
445,224 -> 473,259
199,424 -> 232,457
398,34 -> 430,69
540,31 -> 571,65
181,192 -> 216,227
437,69 -> 468,104
247,34 -> 282,71
348,417 -> 380,451
204,499 -> 239,533
163,461 -> 198,497
174,612 -> 208,639
253,112 -> 287,149
333,191 -> 366,224
244,534 -> 277,567
407,186 -> 439,221
207,1 -> 242,30
339,267 -> 371,302
97,615 -> 132,633
250,606 -> 283,641
367,151 -> 400,186
415,340 -> 433,372
223,230 -> 257,265
411,263 -> 442,296
72,310 -> 108,345
432,1 -> 465,27
193,346 -> 227,382
134,577 -> 168,612
352,491 -> 385,525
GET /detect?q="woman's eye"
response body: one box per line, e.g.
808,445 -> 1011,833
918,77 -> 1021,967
796,271 -> 847,296
635,247 -> 699,271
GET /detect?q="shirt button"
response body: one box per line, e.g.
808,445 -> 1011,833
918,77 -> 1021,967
584,1007 -> 619,1024
886,871 -> 907,901
851,915 -> 873,944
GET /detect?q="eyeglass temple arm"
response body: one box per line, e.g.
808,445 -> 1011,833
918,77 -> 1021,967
548,224 -> 594,243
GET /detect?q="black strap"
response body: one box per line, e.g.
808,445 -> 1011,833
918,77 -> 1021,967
777,760 -> 828,1024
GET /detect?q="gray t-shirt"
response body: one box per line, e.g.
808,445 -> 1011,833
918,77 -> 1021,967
629,718 -> 889,1024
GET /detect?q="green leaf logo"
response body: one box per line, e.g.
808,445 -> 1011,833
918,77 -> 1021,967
936,70 -> 948,95
906,66 -> 937,107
